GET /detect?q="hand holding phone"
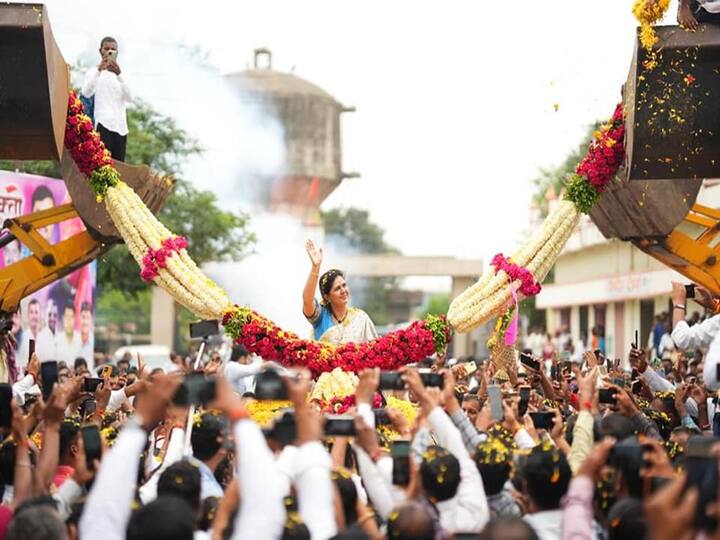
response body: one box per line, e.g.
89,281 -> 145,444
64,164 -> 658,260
81,425 -> 102,470
599,388 -> 617,405
519,353 -> 541,372
529,411 -> 555,430
685,284 -> 696,299
391,441 -> 410,486
488,385 -> 504,422
40,361 -> 58,401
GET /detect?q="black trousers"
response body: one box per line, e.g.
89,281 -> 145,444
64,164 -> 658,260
691,1 -> 720,23
97,123 -> 127,162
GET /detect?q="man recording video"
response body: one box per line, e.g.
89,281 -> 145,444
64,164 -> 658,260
81,36 -> 131,161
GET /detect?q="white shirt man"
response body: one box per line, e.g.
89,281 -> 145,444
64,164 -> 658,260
81,37 -> 131,161
36,300 -> 60,362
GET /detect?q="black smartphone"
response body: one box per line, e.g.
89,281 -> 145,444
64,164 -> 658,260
28,338 -> 35,363
172,372 -> 216,406
81,397 -> 96,419
378,372 -> 405,390
373,408 -> 392,426
633,330 -> 639,349
518,386 -> 531,417
599,388 -> 617,405
716,364 -> 720,383
188,319 -> 220,339
631,380 -> 642,395
324,415 -> 356,436
0,384 -> 11,429
612,377 -> 626,388
685,435 -> 720,530
83,377 -> 103,393
255,369 -> 289,400
81,424 -> 102,470
40,361 -> 58,401
419,372 -> 444,388
391,440 -> 410,486
519,352 -> 541,372
685,284 -> 696,299
561,360 -> 574,372
529,411 -> 555,430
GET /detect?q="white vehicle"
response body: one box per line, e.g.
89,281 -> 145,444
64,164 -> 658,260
113,344 -> 173,372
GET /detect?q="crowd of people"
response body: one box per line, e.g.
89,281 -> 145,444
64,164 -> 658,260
0,243 -> 719,540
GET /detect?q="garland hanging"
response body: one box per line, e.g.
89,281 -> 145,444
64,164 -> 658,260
222,307 -> 452,377
66,0 -> 642,359
65,89 -> 452,374
447,103 -> 626,333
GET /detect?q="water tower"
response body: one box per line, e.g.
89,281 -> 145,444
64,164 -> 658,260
225,48 -> 358,224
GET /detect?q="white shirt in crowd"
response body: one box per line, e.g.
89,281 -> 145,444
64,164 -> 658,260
672,314 -> 720,351
81,67 -> 132,135
224,357 -> 263,394
36,326 -> 60,363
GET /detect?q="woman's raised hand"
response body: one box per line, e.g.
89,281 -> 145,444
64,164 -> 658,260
306,239 -> 323,268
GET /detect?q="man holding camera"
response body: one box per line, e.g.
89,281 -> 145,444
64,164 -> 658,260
81,36 -> 131,161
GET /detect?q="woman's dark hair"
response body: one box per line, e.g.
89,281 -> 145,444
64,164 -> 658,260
191,412 -> 225,461
198,496 -> 220,531
524,444 -> 571,511
332,469 -> 359,525
157,460 -> 201,514
419,446 -> 461,502
127,496 -> 194,540
607,497 -> 647,540
319,269 -> 345,304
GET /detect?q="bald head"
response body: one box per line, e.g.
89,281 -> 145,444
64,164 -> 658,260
387,501 -> 435,540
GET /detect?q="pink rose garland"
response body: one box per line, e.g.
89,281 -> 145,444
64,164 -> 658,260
491,254 -> 542,297
140,236 -> 189,282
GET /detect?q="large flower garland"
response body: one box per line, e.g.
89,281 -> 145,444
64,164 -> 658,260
140,235 -> 189,282
223,307 -> 452,377
65,93 -> 120,201
447,103 -> 626,333
65,91 -> 453,374
490,254 -> 541,297
564,104 -> 626,213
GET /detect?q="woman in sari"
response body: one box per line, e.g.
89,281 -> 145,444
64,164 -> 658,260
302,240 -> 378,346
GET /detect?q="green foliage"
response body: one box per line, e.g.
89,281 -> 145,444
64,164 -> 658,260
320,207 -> 398,325
564,172 -> 599,214
419,293 -> 450,320
0,159 -> 60,178
95,288 -> 151,334
321,208 -> 398,254
125,100 -> 203,175
96,101 -> 255,296
0,99 -> 255,340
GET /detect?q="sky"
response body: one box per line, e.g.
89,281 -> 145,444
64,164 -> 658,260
29,0 -> 677,263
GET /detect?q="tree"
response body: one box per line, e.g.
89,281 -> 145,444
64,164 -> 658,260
531,125 -> 595,217
98,101 -> 255,297
419,293 -> 450,320
320,208 -> 398,325
0,99 -> 255,343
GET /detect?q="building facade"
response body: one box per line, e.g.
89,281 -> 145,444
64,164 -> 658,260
536,181 -> 720,361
